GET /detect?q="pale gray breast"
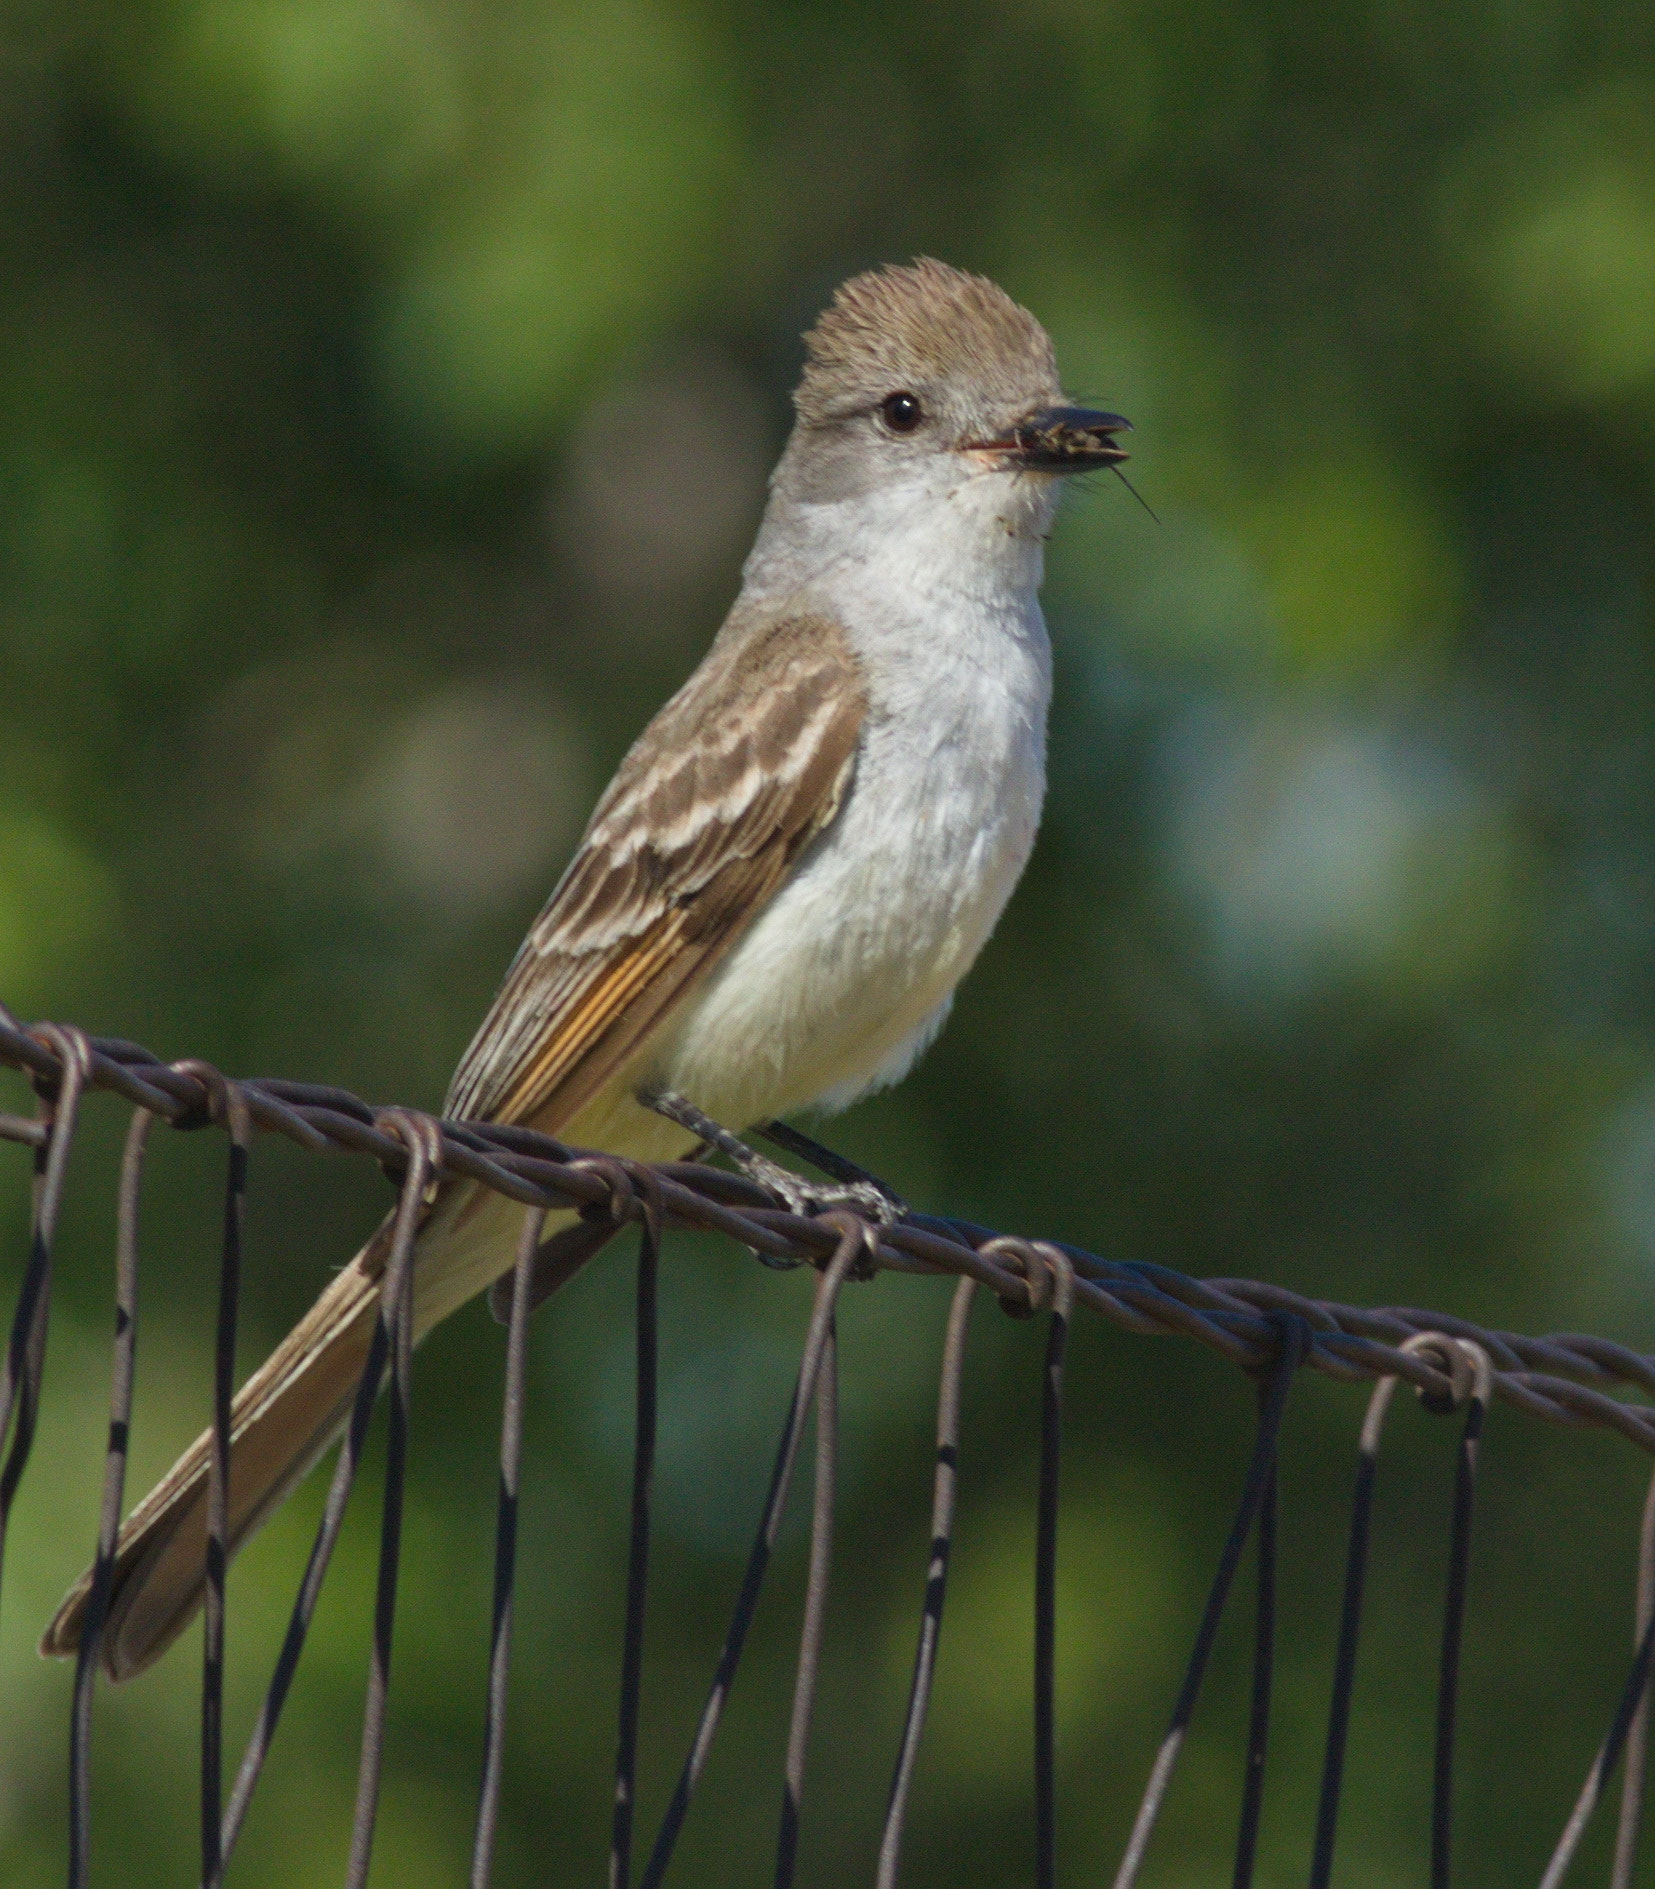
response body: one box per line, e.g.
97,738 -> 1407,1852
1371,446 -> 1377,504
662,590 -> 1049,1112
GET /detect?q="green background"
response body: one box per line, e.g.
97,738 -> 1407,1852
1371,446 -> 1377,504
3,0 -> 1655,1881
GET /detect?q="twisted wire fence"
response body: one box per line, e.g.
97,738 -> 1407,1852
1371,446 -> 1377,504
3,1005 -> 1655,1886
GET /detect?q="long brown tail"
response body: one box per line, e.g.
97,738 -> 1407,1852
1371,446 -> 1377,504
41,1233 -> 386,1681
40,1183 -> 587,1682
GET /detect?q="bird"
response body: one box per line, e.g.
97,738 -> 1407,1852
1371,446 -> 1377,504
42,258 -> 1130,1681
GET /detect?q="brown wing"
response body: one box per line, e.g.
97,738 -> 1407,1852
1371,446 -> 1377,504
444,612 -> 865,1132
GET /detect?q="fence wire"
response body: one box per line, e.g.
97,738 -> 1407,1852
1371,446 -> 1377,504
3,1007 -> 1655,1887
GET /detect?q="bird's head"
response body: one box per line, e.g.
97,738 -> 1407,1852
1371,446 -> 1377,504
777,259 -> 1129,515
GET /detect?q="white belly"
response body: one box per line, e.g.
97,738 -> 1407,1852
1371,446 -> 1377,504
416,654 -> 1052,1324
563,461 -> 1058,1158
646,605 -> 1050,1130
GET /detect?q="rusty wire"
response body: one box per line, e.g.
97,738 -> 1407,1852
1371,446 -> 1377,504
197,1069 -> 249,1889
0,1021 -> 88,1605
345,1109 -> 432,1889
636,1218 -> 864,1889
1432,1341 -> 1493,1889
610,1197 -> 660,1889
1313,1335 -> 1494,1889
1232,1338 -> 1289,1889
775,1313 -> 837,1889
7,1011 -> 1655,1889
1542,1511 -> 1655,1889
1032,1248 -> 1073,1889
67,1104 -> 147,1888
217,1112 -> 430,1867
5,1017 -> 1655,1445
1613,1468 -> 1655,1887
471,1204 -> 544,1889
1111,1313 -> 1309,1889
876,1275 -> 976,1889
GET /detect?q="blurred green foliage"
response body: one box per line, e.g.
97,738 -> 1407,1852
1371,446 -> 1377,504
3,0 -> 1655,1882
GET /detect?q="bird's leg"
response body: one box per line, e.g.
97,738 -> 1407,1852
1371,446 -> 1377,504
640,1090 -> 906,1225
754,1118 -> 908,1215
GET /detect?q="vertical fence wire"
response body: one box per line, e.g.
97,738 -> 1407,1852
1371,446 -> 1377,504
1610,1461 -> 1655,1889
611,1206 -> 662,1889
1231,1409 -> 1279,1889
470,1204 -> 546,1889
342,1114 -> 435,1889
68,1105 -> 153,1889
1109,1313 -> 1309,1889
773,1318 -> 837,1889
875,1275 -> 978,1889
1308,1370 -> 1404,1888
15,1043 -> 1655,1889
635,1222 -> 865,1889
0,1024 -> 89,1621
217,1163 -> 426,1864
1309,1331 -> 1488,1889
1539,1613 -> 1655,1889
1035,1253 -> 1074,1889
1540,1471 -> 1655,1888
1431,1344 -> 1491,1889
201,1082 -> 250,1889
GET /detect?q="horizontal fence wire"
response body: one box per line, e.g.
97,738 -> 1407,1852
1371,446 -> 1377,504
5,1010 -> 1655,1889
3,1015 -> 1655,1451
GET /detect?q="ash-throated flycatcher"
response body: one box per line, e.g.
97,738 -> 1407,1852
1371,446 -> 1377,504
45,259 -> 1129,1679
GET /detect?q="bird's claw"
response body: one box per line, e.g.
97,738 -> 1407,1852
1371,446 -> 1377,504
639,1088 -> 907,1228
744,1157 -> 906,1226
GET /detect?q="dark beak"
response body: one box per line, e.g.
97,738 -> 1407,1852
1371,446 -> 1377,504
969,405 -> 1132,472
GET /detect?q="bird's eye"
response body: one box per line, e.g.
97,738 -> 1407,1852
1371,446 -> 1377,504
879,391 -> 924,434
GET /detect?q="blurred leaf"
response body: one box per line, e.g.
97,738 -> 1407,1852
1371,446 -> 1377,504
372,0 -> 745,456
1448,79 -> 1655,407
0,811 -> 118,1009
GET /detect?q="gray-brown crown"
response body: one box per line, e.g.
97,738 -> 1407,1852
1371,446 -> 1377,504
795,259 -> 1060,426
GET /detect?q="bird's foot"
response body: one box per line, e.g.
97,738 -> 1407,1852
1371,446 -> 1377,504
641,1090 -> 906,1226
754,1117 -> 909,1224
744,1159 -> 901,1226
